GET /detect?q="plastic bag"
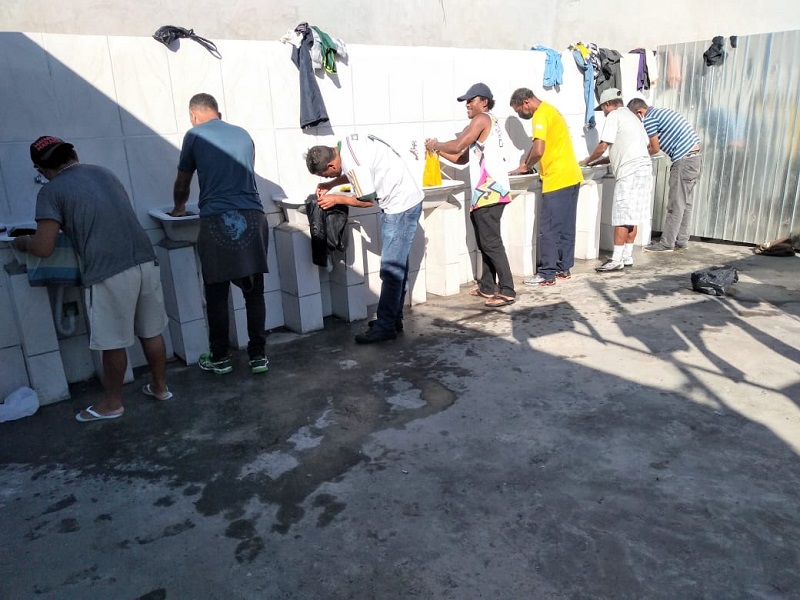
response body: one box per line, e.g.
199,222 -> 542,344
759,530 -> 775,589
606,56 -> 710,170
422,151 -> 442,187
0,387 -> 39,423
690,266 -> 738,297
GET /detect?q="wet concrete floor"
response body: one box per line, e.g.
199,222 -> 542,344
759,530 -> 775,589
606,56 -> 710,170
1,242 -> 800,599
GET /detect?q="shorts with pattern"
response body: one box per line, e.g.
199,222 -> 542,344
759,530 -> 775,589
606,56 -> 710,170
612,166 -> 653,226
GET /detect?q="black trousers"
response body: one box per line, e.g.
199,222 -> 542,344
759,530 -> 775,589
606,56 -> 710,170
471,203 -> 515,298
205,274 -> 265,360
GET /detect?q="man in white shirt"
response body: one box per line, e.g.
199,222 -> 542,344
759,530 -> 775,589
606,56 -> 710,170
306,135 -> 424,343
581,89 -> 654,271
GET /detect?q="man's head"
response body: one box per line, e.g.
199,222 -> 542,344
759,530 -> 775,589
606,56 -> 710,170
305,146 -> 341,178
627,97 -> 650,121
509,88 -> 540,120
30,136 -> 77,175
595,88 -> 624,115
189,93 -> 222,126
457,82 -> 495,118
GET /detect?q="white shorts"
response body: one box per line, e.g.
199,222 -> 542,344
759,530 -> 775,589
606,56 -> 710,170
612,167 -> 653,226
86,261 -> 167,351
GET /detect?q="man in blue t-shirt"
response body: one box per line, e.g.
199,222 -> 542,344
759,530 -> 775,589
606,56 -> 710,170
628,99 -> 702,252
172,93 -> 270,375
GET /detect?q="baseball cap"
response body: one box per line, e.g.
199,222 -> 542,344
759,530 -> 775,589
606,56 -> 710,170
594,88 -> 623,111
30,136 -> 74,166
457,82 -> 493,102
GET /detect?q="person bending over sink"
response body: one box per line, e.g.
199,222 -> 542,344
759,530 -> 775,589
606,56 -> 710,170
15,136 -> 171,422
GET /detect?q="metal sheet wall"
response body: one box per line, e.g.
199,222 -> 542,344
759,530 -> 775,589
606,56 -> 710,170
653,30 -> 800,244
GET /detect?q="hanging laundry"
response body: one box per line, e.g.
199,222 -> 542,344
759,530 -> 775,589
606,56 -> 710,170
311,26 -> 348,74
289,24 -> 330,130
570,47 -> 596,129
595,48 -> 622,102
645,50 -> 658,87
629,48 -> 651,91
667,50 -> 682,88
703,35 -> 726,66
530,45 -> 564,87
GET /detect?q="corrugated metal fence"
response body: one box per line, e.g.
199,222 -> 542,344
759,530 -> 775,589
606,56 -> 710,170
653,30 -> 800,244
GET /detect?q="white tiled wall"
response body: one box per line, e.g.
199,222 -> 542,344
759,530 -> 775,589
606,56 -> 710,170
0,32 -> 644,387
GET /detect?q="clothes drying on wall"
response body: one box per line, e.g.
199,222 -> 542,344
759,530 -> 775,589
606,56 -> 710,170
530,45 -> 564,87
703,35 -> 726,66
570,45 -> 596,128
629,48 -> 658,91
595,48 -> 623,101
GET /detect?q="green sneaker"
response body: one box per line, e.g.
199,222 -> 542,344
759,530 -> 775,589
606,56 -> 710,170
198,353 -> 233,375
249,356 -> 269,374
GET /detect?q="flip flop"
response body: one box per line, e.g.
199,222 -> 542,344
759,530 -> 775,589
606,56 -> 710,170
142,384 -> 173,401
75,405 -> 124,422
485,295 -> 516,308
469,288 -> 495,299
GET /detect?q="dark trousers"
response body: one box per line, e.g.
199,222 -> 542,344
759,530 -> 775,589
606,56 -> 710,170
471,203 -> 515,297
205,274 -> 265,360
538,184 -> 580,279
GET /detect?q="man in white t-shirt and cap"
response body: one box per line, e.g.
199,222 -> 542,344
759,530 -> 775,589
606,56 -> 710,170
305,136 -> 424,344
581,88 -> 654,271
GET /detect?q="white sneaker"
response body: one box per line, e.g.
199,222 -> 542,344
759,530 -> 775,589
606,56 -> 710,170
623,256 -> 634,267
523,273 -> 554,285
595,259 -> 625,273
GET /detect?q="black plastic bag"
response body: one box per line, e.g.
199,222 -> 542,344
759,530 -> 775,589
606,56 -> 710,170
152,25 -> 222,59
691,266 -> 738,297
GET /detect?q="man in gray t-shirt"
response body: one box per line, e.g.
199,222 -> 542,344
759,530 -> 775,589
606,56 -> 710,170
13,136 -> 170,422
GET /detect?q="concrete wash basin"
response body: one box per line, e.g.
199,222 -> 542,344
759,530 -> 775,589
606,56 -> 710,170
581,164 -> 610,181
0,221 -> 38,263
422,179 -> 466,210
148,204 -> 200,242
272,196 -> 309,225
508,172 -> 540,194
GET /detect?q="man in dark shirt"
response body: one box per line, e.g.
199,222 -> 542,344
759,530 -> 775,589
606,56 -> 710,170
173,93 -> 270,374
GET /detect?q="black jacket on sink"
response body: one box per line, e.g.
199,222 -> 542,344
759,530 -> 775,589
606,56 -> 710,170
304,194 -> 349,267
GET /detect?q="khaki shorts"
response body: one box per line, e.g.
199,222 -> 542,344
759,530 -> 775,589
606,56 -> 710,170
86,261 -> 168,351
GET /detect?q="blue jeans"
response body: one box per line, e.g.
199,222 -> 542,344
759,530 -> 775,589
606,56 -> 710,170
374,201 -> 423,333
538,184 -> 580,280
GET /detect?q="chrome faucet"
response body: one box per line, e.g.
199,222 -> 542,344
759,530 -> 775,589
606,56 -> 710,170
410,140 -> 419,160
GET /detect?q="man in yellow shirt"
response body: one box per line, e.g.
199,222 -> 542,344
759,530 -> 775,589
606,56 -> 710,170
510,88 -> 583,286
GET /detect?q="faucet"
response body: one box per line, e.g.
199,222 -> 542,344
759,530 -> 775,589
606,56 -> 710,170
410,141 -> 419,161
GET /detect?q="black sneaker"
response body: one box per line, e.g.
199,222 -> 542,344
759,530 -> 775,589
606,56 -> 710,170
198,353 -> 233,375
248,356 -> 269,374
355,329 -> 397,344
368,319 -> 404,332
556,270 -> 572,280
674,243 -> 688,251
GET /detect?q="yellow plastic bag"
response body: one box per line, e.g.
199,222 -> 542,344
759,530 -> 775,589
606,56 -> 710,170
422,151 -> 442,187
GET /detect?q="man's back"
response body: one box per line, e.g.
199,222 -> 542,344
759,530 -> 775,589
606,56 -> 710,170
533,101 -> 583,193
178,119 -> 262,217
603,107 -> 651,177
339,134 -> 422,214
34,164 -> 154,286
643,107 -> 700,161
